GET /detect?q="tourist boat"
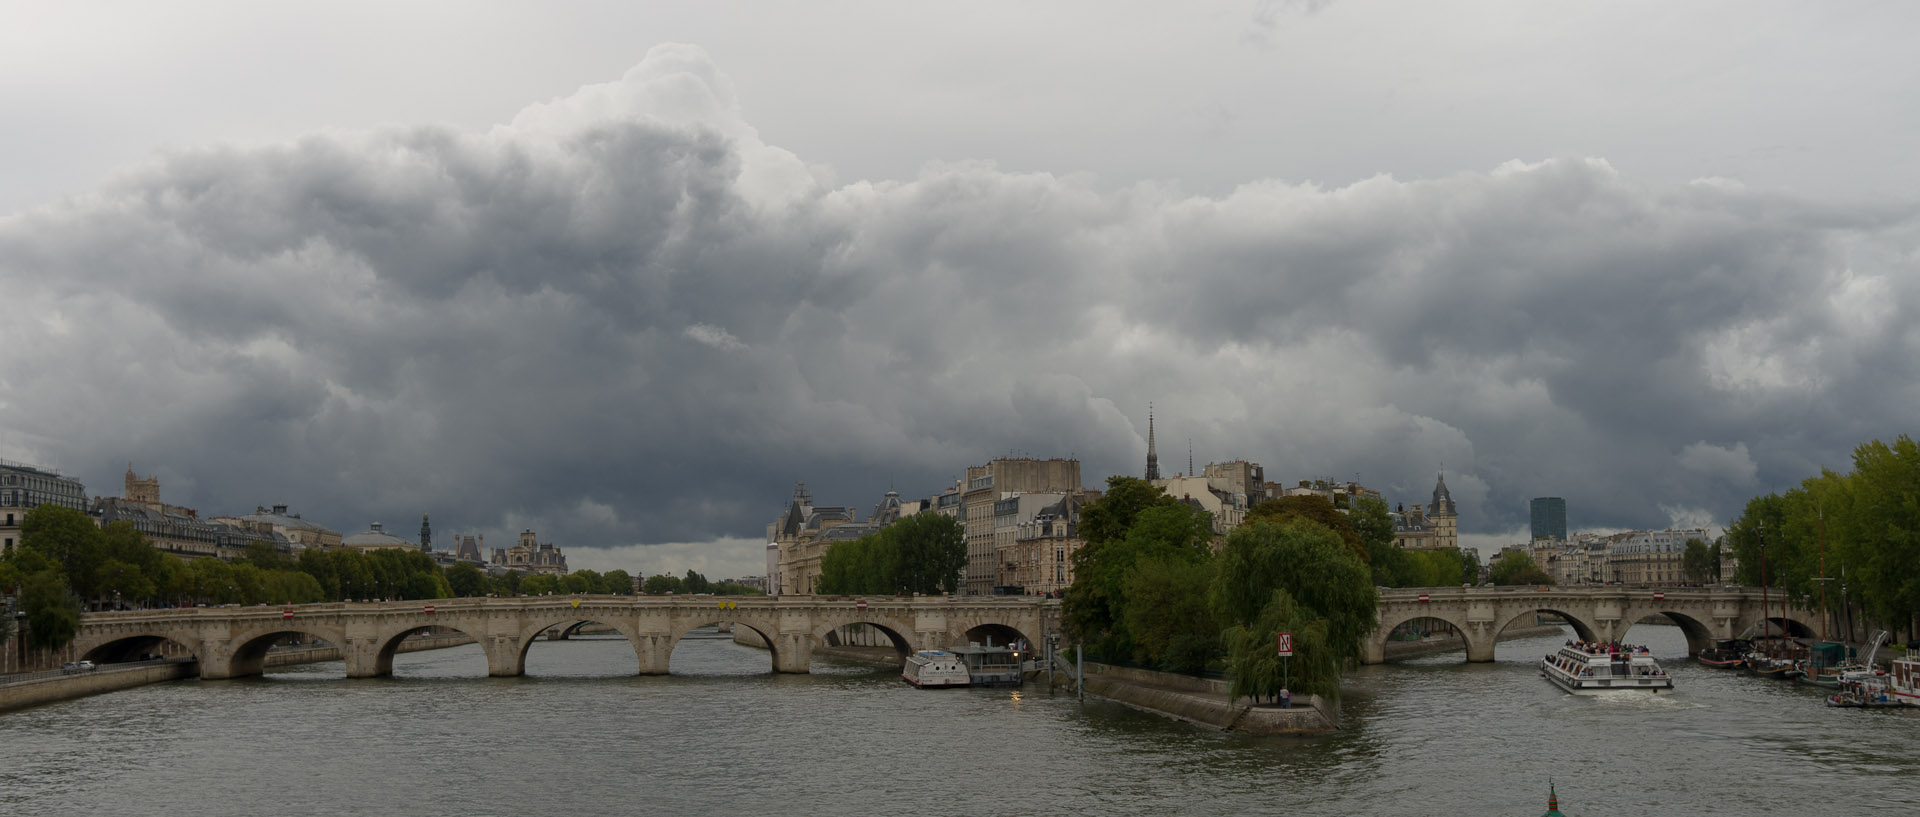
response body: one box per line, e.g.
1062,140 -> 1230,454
901,650 -> 970,688
1889,652 -> 1920,707
1696,638 -> 1750,669
948,643 -> 1024,687
1541,641 -> 1673,694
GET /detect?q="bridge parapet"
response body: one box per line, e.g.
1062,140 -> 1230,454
72,595 -> 1060,680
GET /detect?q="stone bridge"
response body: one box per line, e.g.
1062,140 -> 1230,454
1364,585 -> 1821,663
71,595 -> 1060,680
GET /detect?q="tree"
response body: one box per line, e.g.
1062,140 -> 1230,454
1244,495 -> 1366,561
21,569 -> 80,650
890,512 -> 966,594
20,504 -> 104,600
243,540 -> 293,571
1077,477 -> 1177,548
1209,518 -> 1376,702
602,569 -> 633,595
1351,496 -> 1407,586
1682,538 -> 1715,585
446,563 -> 490,597
1121,554 -> 1217,672
521,574 -> 562,596
1488,551 -> 1552,586
683,570 -> 711,595
642,574 -> 684,594
1064,500 -> 1212,659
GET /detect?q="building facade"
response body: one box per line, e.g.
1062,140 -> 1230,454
343,522 -> 421,552
0,460 -> 89,555
1606,528 -> 1711,586
767,483 -> 858,595
962,458 -> 1082,595
491,529 -> 569,575
93,464 -> 274,561
216,504 -> 342,551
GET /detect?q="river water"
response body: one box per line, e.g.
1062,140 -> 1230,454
3,624 -> 1914,816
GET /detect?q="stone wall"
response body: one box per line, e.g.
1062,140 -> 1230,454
1071,661 -> 1339,735
0,661 -> 196,714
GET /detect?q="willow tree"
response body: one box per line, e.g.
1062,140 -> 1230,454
1212,519 -> 1377,701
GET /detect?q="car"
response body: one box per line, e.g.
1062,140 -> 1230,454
61,660 -> 97,673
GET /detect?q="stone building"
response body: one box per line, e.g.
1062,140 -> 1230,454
1391,474 -> 1459,551
0,459 -> 88,555
492,529 -> 569,575
1606,528 -> 1711,586
217,504 -> 342,550
93,464 -> 275,561
1009,491 -> 1094,597
766,483 -> 858,595
962,458 -> 1082,595
343,522 -> 421,552
450,534 -> 486,564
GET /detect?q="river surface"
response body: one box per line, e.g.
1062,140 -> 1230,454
3,624 -> 1914,816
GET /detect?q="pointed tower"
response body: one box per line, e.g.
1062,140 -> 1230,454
1429,471 -> 1458,550
419,513 -> 432,552
1541,781 -> 1565,817
1144,405 -> 1161,481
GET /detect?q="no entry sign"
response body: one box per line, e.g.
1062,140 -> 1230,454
855,600 -> 868,610
1276,632 -> 1294,657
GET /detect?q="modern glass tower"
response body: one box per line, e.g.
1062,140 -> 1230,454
1530,497 -> 1567,541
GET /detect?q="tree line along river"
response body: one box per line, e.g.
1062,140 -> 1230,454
2,623 -> 1914,816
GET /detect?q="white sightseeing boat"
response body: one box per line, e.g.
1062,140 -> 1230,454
902,650 -> 971,688
1541,642 -> 1673,694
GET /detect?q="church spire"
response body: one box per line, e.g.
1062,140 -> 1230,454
1144,404 -> 1161,481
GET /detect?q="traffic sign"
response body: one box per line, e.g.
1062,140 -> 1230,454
282,609 -> 293,620
1417,593 -> 1430,602
571,598 -> 580,609
1276,632 -> 1294,657
855,600 -> 868,611
423,605 -> 435,614
1653,591 -> 1666,601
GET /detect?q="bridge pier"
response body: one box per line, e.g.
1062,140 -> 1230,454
633,635 -> 673,675
771,632 -> 812,673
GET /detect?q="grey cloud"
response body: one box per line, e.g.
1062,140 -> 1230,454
3,45 -> 1917,568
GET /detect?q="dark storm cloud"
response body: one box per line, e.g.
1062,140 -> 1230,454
3,45 -> 1916,572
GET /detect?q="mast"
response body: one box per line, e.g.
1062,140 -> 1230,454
1818,509 -> 1828,642
1758,524 -> 1771,644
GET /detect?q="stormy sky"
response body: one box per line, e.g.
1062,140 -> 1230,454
3,3 -> 1916,578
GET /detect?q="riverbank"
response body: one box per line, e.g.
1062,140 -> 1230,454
1063,660 -> 1339,735
0,632 -> 476,714
1382,623 -> 1563,661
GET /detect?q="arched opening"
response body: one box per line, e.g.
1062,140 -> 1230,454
1620,611 -> 1716,657
1381,615 -> 1475,662
1489,608 -> 1600,662
516,619 -> 638,678
1764,616 -> 1818,639
1371,611 -> 1478,664
668,621 -> 782,676
961,623 -> 1034,652
811,621 -> 914,674
227,628 -> 352,679
370,624 -> 490,679
80,634 -> 199,668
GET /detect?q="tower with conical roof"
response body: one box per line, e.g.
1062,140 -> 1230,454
1144,405 -> 1161,481
419,513 -> 432,552
1429,471 -> 1458,549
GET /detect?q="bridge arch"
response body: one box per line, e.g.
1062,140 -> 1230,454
1617,608 -> 1717,655
809,616 -> 917,659
665,615 -> 787,673
506,615 -> 646,676
363,621 -> 490,678
1742,614 -> 1818,639
214,622 -> 351,679
78,631 -> 202,667
1372,607 -> 1479,663
1493,607 -> 1599,645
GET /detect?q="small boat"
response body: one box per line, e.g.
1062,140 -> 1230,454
1795,642 -> 1862,688
1744,636 -> 1807,680
902,650 -> 970,688
1826,670 -> 1903,708
1697,638 -> 1750,669
1541,641 -> 1673,694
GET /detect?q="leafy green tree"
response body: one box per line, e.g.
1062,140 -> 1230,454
446,563 -> 490,597
890,512 -> 966,594
642,574 -> 684,594
521,574 -> 562,596
1682,538 -> 1715,585
1837,436 -> 1920,639
1077,477 -> 1177,548
1221,588 -> 1339,701
1244,495 -> 1365,560
602,569 -> 633,595
683,570 -> 712,595
95,559 -> 156,605
21,504 -> 104,600
1121,554 -> 1217,672
1212,520 -> 1376,701
1064,500 -> 1212,659
21,569 -> 80,649
244,540 -> 293,571
1488,551 -> 1551,586
1351,496 -> 1407,586
100,521 -> 164,578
